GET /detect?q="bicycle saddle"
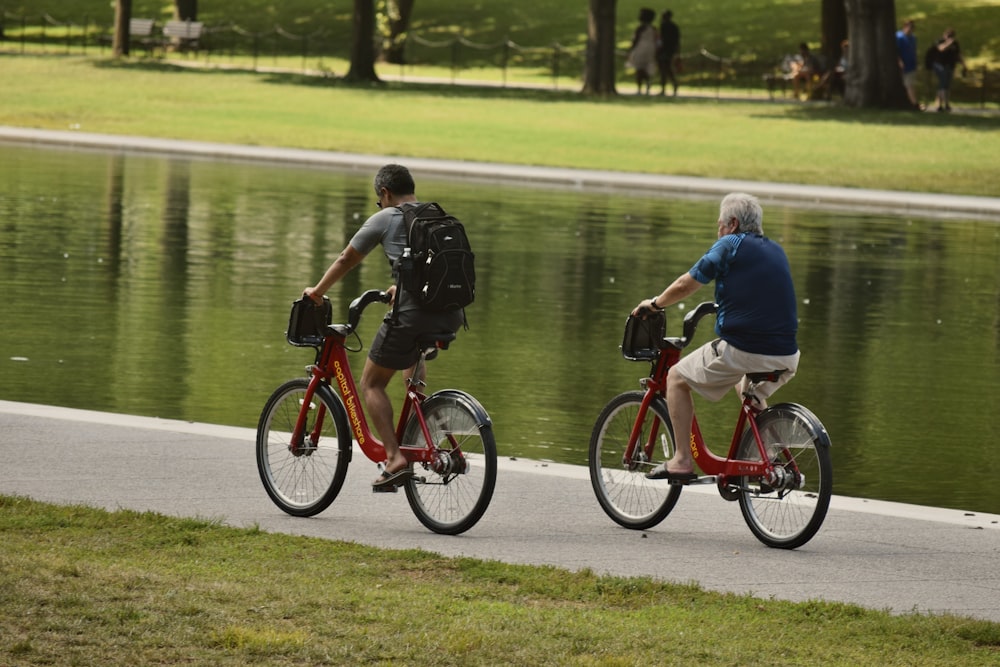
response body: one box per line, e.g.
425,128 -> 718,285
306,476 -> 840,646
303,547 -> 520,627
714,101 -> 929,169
746,370 -> 787,383
417,332 -> 457,360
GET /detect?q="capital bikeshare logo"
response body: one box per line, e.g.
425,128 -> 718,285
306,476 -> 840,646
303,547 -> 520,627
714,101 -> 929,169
334,359 -> 365,446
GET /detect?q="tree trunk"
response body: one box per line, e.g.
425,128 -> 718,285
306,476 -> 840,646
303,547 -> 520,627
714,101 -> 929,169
173,0 -> 198,21
112,0 -> 132,57
346,0 -> 381,82
383,0 -> 415,65
582,0 -> 617,96
821,0 -> 848,70
843,0 -> 912,109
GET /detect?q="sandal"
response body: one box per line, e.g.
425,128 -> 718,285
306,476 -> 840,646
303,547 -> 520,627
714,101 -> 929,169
372,468 -> 413,492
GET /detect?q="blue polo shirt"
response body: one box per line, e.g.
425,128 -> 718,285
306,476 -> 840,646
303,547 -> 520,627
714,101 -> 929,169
689,233 -> 798,356
896,30 -> 918,73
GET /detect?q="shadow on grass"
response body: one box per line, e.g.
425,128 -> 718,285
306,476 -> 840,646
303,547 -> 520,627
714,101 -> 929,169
753,103 -> 1000,131
91,58 -> 1000,124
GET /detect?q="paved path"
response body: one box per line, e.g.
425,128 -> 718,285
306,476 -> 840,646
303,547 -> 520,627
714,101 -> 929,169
2,401 -> 998,623
2,125 -> 999,220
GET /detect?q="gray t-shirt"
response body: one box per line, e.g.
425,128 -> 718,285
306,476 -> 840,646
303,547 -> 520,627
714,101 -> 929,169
349,205 -> 416,311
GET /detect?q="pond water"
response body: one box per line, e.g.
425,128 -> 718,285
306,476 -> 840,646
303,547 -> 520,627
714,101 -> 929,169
2,142 -> 998,514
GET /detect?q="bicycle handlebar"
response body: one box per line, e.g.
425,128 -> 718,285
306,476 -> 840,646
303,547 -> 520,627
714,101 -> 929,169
677,301 -> 719,348
345,289 -> 393,332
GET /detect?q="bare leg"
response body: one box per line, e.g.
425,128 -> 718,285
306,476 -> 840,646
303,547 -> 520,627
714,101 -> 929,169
360,359 -> 406,481
664,371 -> 695,473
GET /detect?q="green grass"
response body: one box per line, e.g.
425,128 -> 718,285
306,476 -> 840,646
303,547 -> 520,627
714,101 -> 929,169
2,495 -> 999,666
1,56 -> 998,196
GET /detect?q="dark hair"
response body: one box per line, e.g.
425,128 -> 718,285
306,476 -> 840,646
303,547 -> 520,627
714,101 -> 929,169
373,164 -> 415,196
639,8 -> 655,23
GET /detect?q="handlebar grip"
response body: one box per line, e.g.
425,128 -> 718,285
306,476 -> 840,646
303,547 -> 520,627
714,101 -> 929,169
680,301 -> 718,346
347,289 -> 392,331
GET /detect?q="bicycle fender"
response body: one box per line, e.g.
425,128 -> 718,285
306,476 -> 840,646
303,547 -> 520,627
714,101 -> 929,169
763,402 -> 832,449
426,389 -> 492,428
314,383 -> 354,462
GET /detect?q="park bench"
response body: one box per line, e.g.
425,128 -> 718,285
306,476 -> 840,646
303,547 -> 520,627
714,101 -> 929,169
763,54 -> 797,99
161,20 -> 204,53
102,17 -> 156,55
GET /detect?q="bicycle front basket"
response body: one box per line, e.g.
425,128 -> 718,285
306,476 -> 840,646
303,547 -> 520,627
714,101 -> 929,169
286,297 -> 332,347
620,310 -> 666,361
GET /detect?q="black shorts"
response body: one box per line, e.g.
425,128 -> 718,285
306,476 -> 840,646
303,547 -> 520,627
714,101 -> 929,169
368,308 -> 464,370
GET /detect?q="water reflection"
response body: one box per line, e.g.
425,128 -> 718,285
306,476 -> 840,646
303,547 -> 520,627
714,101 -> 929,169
1,142 -> 998,514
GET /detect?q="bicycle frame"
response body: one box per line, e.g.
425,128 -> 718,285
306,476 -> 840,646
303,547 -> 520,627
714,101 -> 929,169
289,326 -> 443,468
625,312 -> 791,489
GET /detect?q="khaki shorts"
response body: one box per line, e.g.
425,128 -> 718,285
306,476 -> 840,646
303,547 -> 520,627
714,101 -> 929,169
672,338 -> 799,402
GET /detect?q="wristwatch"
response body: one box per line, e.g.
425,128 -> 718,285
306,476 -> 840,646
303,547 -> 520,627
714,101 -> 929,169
649,296 -> 663,311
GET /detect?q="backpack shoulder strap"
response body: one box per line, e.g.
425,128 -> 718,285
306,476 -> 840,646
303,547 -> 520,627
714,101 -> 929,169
397,202 -> 445,238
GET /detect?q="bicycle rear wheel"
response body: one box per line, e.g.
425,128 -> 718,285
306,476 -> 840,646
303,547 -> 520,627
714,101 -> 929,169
736,403 -> 832,549
257,379 -> 351,517
403,391 -> 497,535
589,391 -> 682,530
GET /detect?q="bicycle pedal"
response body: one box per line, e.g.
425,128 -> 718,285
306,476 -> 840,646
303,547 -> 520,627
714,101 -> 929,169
372,484 -> 399,494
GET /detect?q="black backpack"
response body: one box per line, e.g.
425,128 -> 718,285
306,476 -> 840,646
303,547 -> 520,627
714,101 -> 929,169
395,202 -> 475,311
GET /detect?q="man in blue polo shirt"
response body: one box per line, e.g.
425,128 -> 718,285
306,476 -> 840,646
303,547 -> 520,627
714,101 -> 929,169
896,19 -> 919,108
633,192 -> 800,481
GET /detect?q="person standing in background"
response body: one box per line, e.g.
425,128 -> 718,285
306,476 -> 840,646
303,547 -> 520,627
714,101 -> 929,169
657,10 -> 681,96
931,28 -> 968,112
627,8 -> 659,95
896,19 -> 920,109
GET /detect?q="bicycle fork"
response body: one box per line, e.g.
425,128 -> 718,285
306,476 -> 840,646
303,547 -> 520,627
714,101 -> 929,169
290,370 -> 327,456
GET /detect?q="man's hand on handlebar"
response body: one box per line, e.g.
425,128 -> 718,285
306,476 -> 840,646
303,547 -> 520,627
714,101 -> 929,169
302,287 -> 325,305
631,297 -> 663,318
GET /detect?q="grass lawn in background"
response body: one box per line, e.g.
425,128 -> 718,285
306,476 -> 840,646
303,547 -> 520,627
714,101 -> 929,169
1,56 -> 997,196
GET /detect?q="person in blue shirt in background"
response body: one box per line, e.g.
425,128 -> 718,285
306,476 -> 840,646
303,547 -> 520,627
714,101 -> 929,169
632,193 -> 800,481
896,19 -> 920,109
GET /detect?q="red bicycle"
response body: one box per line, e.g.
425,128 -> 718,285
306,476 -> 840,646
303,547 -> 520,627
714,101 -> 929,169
256,290 -> 497,535
589,302 -> 832,549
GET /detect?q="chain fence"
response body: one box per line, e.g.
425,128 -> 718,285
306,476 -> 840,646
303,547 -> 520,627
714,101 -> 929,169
2,9 -> 997,108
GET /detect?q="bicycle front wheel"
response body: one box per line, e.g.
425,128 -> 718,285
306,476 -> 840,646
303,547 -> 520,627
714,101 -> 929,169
589,391 -> 682,530
736,403 -> 832,549
256,379 -> 352,517
403,391 -> 497,535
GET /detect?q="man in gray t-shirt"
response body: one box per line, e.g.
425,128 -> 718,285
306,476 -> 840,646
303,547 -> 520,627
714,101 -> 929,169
304,164 -> 463,489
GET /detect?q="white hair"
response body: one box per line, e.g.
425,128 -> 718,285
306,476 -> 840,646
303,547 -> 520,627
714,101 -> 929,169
719,192 -> 763,234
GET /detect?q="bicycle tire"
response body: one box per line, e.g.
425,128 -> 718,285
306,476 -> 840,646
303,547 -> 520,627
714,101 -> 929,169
589,391 -> 682,530
736,403 -> 832,549
256,379 -> 352,517
402,390 -> 497,535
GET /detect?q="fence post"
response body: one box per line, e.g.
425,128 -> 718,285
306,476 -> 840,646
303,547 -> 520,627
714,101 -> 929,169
501,39 -> 509,88
982,65 -> 987,109
451,39 -> 458,84
552,43 -> 560,90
